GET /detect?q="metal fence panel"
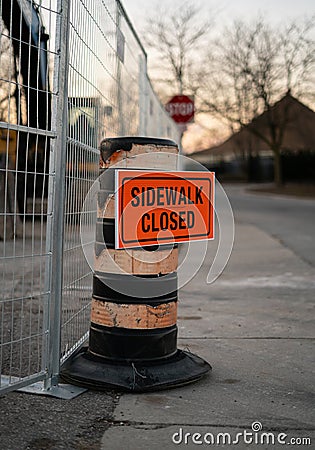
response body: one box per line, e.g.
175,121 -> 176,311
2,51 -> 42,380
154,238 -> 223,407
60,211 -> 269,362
0,0 -> 59,393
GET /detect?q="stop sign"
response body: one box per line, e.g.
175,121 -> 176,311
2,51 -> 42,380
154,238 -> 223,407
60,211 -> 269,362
165,95 -> 195,123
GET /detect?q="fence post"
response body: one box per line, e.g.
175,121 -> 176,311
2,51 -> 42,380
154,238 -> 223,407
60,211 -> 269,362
44,0 -> 71,390
139,56 -> 148,136
115,3 -> 125,136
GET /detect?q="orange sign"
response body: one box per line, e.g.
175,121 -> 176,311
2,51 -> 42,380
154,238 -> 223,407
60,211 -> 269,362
115,170 -> 215,249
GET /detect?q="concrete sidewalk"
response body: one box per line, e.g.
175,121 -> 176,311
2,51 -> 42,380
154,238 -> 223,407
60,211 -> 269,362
1,215 -> 314,449
102,223 -> 315,449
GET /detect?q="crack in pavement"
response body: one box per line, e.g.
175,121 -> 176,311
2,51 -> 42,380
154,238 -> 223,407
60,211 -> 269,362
104,419 -> 315,432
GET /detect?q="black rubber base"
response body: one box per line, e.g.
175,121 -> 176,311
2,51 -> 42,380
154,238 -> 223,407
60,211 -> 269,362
60,348 -> 211,392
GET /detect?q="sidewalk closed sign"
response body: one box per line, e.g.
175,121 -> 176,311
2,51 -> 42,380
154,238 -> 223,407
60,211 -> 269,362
115,170 -> 215,249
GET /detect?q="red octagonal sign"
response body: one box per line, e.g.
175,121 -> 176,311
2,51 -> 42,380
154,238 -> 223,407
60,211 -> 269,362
165,95 -> 195,124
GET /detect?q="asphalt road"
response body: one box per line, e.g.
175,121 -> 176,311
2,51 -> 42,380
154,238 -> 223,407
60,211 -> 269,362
224,184 -> 315,267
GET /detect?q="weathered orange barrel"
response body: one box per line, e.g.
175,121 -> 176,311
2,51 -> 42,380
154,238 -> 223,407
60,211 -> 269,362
61,137 -> 211,391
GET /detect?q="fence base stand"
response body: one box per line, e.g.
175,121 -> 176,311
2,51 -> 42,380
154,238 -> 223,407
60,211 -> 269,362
60,347 -> 211,392
0,375 -> 87,399
19,382 -> 87,399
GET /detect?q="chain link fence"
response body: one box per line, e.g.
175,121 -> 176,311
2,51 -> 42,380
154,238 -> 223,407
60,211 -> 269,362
0,0 -> 179,394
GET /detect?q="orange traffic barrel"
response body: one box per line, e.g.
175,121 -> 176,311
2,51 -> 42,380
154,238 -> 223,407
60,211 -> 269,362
61,137 -> 211,391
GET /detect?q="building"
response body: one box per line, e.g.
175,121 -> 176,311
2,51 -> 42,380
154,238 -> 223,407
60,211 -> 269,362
191,93 -> 315,182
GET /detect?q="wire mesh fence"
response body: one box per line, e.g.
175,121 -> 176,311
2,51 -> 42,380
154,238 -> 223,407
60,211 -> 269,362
0,0 -> 58,392
0,0 -> 180,394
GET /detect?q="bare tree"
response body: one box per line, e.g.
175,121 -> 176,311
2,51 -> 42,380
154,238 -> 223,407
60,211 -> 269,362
142,0 -> 212,97
202,16 -> 315,185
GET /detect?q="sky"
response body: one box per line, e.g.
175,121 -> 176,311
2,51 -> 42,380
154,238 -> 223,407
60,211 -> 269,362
121,0 -> 314,152
123,0 -> 314,32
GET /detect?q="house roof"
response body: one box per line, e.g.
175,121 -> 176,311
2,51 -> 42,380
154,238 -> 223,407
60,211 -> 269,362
191,93 -> 315,161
